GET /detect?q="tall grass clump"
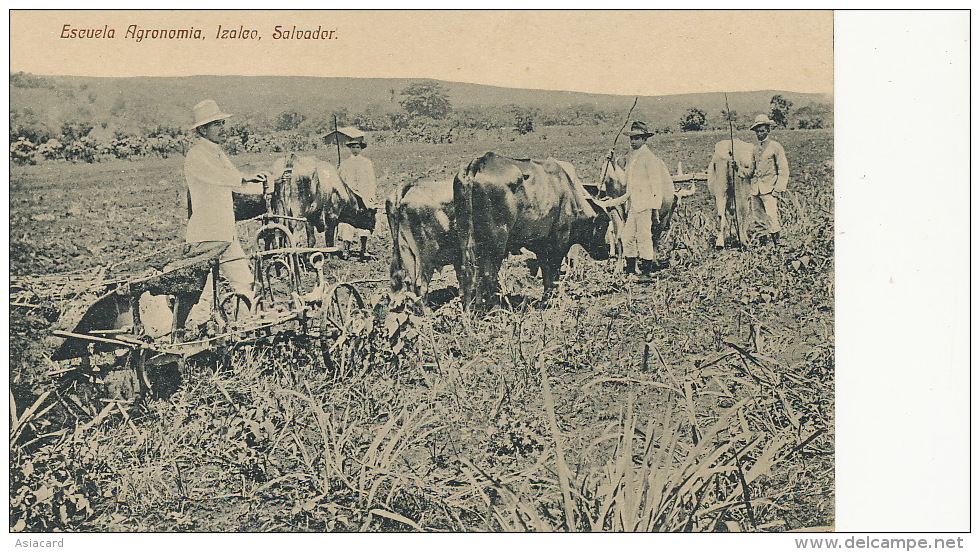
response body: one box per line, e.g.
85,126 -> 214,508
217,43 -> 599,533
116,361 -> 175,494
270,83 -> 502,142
457,341 -> 827,532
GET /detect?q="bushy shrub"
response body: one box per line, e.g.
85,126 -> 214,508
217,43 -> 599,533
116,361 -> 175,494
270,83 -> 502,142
679,108 -> 707,132
10,137 -> 37,165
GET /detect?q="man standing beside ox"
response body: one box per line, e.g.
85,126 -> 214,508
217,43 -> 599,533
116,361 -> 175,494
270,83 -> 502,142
747,114 -> 790,246
337,134 -> 377,260
598,121 -> 675,280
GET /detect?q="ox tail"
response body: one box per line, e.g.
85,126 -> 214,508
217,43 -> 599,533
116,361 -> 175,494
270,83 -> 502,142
304,166 -> 325,235
706,155 -> 729,212
390,180 -> 425,293
397,225 -> 422,294
386,193 -> 409,292
395,223 -> 424,296
385,194 -> 403,291
453,161 -> 479,310
706,150 -> 741,247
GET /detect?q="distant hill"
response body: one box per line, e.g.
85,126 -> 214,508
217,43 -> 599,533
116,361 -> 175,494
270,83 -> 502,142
10,73 -> 832,132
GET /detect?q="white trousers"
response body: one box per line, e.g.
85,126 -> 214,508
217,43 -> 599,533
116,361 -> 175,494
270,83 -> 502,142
621,209 -> 654,260
187,240 -> 254,325
751,193 -> 782,233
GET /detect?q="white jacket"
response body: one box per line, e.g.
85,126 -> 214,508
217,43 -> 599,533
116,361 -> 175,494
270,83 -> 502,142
183,138 -> 261,242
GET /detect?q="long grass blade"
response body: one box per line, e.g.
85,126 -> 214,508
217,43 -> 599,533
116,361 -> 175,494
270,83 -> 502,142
10,390 -> 52,445
538,356 -> 576,530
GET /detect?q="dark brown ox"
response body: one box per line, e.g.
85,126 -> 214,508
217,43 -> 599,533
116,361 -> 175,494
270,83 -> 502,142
706,139 -> 755,248
234,154 -> 377,248
233,191 -> 267,222
386,178 -> 460,298
453,152 -> 610,310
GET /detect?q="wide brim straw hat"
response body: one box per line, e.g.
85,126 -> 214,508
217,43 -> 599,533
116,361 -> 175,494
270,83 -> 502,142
623,121 -> 654,137
346,138 -> 367,149
750,114 -> 776,130
192,99 -> 233,129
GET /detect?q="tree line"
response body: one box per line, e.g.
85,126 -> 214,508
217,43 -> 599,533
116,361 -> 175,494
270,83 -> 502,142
680,95 -> 831,132
10,75 -> 832,165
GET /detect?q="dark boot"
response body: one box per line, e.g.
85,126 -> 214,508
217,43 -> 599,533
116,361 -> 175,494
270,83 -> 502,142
624,257 -> 638,275
770,232 -> 781,247
637,259 -> 655,282
359,236 -> 370,260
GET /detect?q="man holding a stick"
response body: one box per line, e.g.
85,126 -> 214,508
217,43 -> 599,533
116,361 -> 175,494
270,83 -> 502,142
598,121 -> 674,280
747,114 -> 790,246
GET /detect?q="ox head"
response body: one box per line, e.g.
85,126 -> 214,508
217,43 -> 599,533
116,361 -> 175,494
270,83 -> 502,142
345,187 -> 378,232
305,160 -> 377,232
600,159 -> 627,199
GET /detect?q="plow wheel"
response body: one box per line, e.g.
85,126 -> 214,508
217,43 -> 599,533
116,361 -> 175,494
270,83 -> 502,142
318,283 -> 366,377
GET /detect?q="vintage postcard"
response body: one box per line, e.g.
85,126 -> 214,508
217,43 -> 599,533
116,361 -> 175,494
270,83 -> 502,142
6,8 -> 968,543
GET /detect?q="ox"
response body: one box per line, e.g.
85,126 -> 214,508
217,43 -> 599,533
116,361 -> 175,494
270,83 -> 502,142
234,154 -> 377,248
707,139 -> 755,248
233,190 -> 267,222
453,152 -> 610,310
386,178 -> 460,298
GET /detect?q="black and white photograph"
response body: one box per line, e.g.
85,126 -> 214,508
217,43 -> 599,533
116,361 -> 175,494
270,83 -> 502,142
6,9 -> 969,542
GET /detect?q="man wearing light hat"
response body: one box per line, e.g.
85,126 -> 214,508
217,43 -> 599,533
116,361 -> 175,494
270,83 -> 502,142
183,99 -> 267,316
337,133 -> 377,260
748,114 -> 790,246
598,121 -> 675,279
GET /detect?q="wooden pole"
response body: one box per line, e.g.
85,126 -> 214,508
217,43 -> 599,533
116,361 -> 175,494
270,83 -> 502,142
725,93 -> 743,247
598,96 -> 638,196
333,115 -> 342,167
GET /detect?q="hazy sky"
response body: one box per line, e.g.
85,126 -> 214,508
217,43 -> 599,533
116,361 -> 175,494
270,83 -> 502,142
10,10 -> 832,96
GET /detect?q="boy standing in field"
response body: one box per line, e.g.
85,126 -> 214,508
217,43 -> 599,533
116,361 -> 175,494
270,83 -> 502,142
182,99 -> 267,319
598,121 -> 675,280
338,134 -> 377,260
747,114 -> 790,246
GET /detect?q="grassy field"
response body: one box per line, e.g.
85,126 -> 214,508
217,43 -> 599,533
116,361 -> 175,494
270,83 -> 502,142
9,127 -> 834,532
